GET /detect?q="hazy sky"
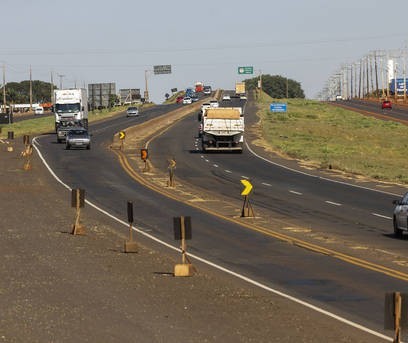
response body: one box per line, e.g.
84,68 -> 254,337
2,0 -> 408,102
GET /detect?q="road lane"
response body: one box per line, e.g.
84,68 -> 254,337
34,101 -> 406,338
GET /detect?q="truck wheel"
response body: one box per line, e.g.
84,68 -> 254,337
57,138 -> 61,143
66,144 -> 70,150
86,144 -> 90,150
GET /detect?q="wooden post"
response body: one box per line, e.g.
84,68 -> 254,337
124,201 -> 137,253
394,292 -> 402,343
181,216 -> 186,264
174,215 -> 194,277
72,189 -> 85,235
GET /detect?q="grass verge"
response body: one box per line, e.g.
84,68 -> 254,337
0,105 -> 148,139
256,91 -> 408,185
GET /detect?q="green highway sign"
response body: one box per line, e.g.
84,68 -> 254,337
238,66 -> 253,75
153,64 -> 172,75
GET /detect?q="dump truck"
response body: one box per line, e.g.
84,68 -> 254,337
200,107 -> 244,152
235,82 -> 246,96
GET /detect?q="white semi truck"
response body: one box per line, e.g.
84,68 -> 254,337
200,107 -> 244,152
54,89 -> 88,142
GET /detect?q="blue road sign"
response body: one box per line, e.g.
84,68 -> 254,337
270,103 -> 287,112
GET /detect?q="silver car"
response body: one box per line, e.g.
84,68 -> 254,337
66,128 -> 91,150
126,106 -> 139,117
393,192 -> 408,237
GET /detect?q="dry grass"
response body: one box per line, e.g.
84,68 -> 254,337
257,93 -> 408,184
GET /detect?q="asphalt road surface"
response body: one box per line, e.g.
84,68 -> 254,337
33,98 -> 406,340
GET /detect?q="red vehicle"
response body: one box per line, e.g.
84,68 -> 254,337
195,82 -> 204,93
381,100 -> 392,110
176,96 -> 184,104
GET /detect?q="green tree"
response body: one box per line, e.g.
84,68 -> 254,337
245,74 -> 305,99
1,80 -> 56,104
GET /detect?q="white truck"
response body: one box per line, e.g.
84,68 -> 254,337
54,89 -> 88,142
200,107 -> 244,152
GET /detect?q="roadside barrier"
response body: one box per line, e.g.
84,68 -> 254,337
21,135 -> 33,170
71,188 -> 86,235
124,201 -> 138,253
173,216 -> 195,277
7,131 -> 14,152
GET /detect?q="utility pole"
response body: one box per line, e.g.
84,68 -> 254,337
144,70 -> 149,103
2,63 -> 6,114
50,71 -> 54,104
58,74 -> 65,90
354,62 -> 358,99
286,77 -> 288,98
374,51 -> 379,98
379,53 -> 385,98
366,56 -> 369,98
386,53 -> 391,98
358,59 -> 362,99
369,53 -> 375,96
350,64 -> 353,99
29,65 -> 33,111
404,47 -> 407,103
394,60 -> 398,101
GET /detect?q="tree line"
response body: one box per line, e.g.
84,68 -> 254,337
245,74 -> 305,98
0,80 -> 55,104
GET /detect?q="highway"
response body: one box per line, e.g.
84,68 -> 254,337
332,98 -> 408,124
33,96 -> 408,339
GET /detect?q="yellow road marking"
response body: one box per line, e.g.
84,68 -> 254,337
113,149 -> 408,283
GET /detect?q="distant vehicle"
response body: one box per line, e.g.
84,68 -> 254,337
191,94 -> 199,102
34,106 -> 44,115
183,97 -> 192,104
335,95 -> 343,101
54,88 -> 88,132
126,106 -> 139,117
210,100 -> 219,108
56,121 -> 80,143
66,128 -> 91,150
201,102 -> 211,111
235,82 -> 246,96
195,82 -> 204,93
240,95 -> 247,100
185,88 -> 195,97
203,86 -> 212,95
393,192 -> 408,237
381,100 -> 392,110
176,96 -> 184,103
222,94 -> 231,101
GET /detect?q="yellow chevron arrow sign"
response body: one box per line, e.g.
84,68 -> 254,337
119,131 -> 126,140
240,179 -> 253,196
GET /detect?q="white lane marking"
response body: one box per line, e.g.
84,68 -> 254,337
205,159 -> 209,162
225,170 -> 232,173
289,190 -> 303,195
32,136 -> 393,342
262,182 -> 272,187
372,213 -> 392,220
213,164 -> 219,168
245,142 -> 401,197
200,155 -> 204,158
325,201 -> 342,206
241,175 -> 249,179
